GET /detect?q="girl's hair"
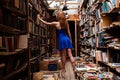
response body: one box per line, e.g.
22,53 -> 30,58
57,11 -> 68,29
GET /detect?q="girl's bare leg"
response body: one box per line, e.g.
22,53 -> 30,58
67,48 -> 75,70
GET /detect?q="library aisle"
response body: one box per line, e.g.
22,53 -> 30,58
0,0 -> 120,80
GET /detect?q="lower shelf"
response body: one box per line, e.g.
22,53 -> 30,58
98,61 -> 120,77
3,63 -> 28,80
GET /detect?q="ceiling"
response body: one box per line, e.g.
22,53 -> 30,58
47,0 -> 81,14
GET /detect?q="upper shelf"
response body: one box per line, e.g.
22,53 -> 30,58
2,6 -> 27,17
0,24 -> 26,35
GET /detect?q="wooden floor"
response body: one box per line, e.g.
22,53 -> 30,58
59,60 -> 76,80
33,60 -> 77,80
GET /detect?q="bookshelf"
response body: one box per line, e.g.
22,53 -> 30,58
0,0 -> 51,80
27,0 -> 51,79
0,0 -> 28,80
78,0 -> 120,78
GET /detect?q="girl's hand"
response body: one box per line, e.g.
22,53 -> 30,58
38,14 -> 43,20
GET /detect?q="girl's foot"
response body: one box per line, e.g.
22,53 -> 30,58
72,61 -> 76,71
61,69 -> 66,78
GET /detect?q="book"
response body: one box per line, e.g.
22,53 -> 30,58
0,37 -> 2,48
102,52 -> 108,62
86,63 -> 98,71
96,50 -> 102,61
19,0 -> 26,13
106,1 -> 114,11
18,35 -> 28,49
102,2 -> 109,13
28,21 -> 33,33
108,63 -> 120,67
7,37 -> 14,52
14,0 -> 19,8
76,65 -> 87,71
109,0 -> 116,6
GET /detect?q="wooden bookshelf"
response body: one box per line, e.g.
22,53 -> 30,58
0,0 -> 29,79
0,24 -> 21,35
78,0 -> 120,79
26,0 -> 52,79
0,0 -> 52,79
2,6 -> 27,17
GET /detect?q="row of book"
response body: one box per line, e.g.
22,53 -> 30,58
110,50 -> 120,63
101,0 -> 119,13
28,36 -> 40,48
0,50 -> 28,75
0,35 -> 28,52
28,21 -> 39,34
30,48 -> 39,58
0,9 -> 26,31
96,50 -> 108,62
28,3 -> 37,21
80,28 -> 120,51
80,23 -> 100,38
0,0 -> 26,13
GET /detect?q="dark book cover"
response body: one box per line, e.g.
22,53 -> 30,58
7,37 -> 14,52
0,8 -> 2,24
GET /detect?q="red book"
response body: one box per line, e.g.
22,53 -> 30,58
7,37 -> 14,52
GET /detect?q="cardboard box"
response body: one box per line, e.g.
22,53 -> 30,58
39,61 -> 49,70
33,72 -> 43,80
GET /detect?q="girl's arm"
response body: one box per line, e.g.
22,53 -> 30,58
39,16 -> 57,26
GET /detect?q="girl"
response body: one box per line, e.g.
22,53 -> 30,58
39,11 -> 75,77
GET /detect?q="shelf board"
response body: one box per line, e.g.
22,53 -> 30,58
0,24 -> 26,35
29,32 -> 40,36
2,6 -> 27,17
0,48 -> 27,56
105,25 -> 120,37
81,50 -> 90,55
3,63 -> 28,80
108,47 -> 120,51
97,46 -> 108,49
29,56 -> 39,61
96,46 -> 120,51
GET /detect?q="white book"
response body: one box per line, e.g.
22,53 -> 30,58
106,1 -> 114,11
102,52 -> 108,62
76,67 -> 87,71
18,35 -> 28,49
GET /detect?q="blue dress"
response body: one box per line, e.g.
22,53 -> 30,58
57,29 -> 73,51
